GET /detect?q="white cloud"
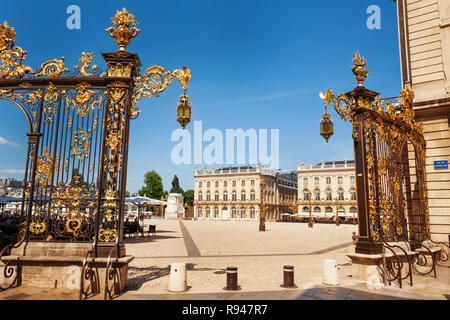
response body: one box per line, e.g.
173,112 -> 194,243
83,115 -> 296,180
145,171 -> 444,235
1,169 -> 25,174
0,136 -> 20,147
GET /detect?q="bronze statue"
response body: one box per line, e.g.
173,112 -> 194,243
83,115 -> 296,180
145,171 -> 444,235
171,175 -> 181,193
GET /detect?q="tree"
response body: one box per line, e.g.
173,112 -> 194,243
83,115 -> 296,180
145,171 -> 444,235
138,170 -> 164,199
183,189 -> 194,206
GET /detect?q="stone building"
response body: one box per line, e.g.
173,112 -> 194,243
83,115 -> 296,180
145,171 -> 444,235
297,160 -> 357,220
0,178 -> 23,197
193,165 -> 297,222
396,0 -> 450,241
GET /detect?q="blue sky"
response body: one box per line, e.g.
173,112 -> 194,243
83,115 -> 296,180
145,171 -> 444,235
0,0 -> 402,193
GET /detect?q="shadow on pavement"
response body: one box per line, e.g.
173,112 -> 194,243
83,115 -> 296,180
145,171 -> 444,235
123,235 -> 181,244
127,263 -> 226,291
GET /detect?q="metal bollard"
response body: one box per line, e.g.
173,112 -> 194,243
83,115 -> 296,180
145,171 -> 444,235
224,267 -> 238,290
281,265 -> 296,288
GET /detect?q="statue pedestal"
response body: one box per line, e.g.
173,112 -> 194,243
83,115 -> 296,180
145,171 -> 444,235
165,193 -> 185,220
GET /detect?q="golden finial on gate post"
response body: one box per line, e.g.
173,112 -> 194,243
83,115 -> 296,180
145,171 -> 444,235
106,8 -> 140,51
0,21 -> 16,51
351,51 -> 369,87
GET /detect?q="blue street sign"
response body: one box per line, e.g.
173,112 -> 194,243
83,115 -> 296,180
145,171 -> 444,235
434,160 -> 448,169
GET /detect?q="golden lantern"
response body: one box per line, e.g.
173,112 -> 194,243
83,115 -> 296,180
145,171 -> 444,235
320,112 -> 334,142
177,93 -> 192,129
319,90 -> 334,142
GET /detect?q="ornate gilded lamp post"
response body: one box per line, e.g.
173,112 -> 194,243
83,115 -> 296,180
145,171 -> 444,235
0,8 -> 193,297
318,51 -> 430,254
259,178 -> 266,231
334,196 -> 340,226
308,190 -> 313,228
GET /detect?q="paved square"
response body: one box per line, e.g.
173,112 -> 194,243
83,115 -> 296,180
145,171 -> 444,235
122,219 -> 449,299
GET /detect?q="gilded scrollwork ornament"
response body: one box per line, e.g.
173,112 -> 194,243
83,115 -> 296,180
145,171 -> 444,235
34,58 -> 69,77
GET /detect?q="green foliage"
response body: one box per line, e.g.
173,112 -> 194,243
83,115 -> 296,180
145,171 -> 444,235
138,170 -> 164,199
183,189 -> 194,206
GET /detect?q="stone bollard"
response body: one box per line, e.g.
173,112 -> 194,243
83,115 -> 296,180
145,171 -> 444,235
281,265 -> 296,288
224,267 -> 238,290
322,259 -> 339,285
168,262 -> 187,292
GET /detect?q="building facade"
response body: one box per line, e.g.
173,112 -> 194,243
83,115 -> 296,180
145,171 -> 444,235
297,160 -> 358,220
194,165 -> 297,222
396,0 -> 450,241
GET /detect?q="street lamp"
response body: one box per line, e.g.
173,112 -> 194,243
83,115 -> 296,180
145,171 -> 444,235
177,91 -> 192,129
334,196 -> 340,226
319,90 -> 334,142
259,178 -> 266,231
308,190 -> 313,228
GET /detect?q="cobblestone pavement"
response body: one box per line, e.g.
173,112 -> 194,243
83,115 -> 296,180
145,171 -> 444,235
0,219 -> 448,300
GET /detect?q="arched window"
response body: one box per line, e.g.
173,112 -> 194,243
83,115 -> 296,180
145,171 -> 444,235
231,207 -> 237,218
326,177 -> 331,184
199,181 -> 202,188
314,177 -> 319,185
350,207 -> 357,217
250,191 -> 255,201
197,208 -> 202,218
232,191 -> 237,201
314,189 -> 320,200
206,191 -> 211,201
325,206 -> 333,214
232,180 -> 236,187
240,207 -> 246,218
303,178 -> 308,185
251,180 -> 255,186
303,189 -> 310,200
215,181 -> 219,187
215,191 -> 219,201
302,206 -> 309,213
326,189 -> 332,200
205,207 -> 211,218
337,176 -> 343,184
313,207 -> 321,213
350,188 -> 356,200
198,192 -> 202,201
223,191 -> 228,201
337,207 -> 345,216
241,191 -> 246,201
207,181 -> 210,187
250,207 -> 255,219
241,180 -> 245,187
214,207 -> 219,218
224,181 -> 227,187
338,188 -> 344,200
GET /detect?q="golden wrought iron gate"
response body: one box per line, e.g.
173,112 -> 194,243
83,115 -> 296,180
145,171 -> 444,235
320,52 -> 430,255
0,8 -> 192,290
